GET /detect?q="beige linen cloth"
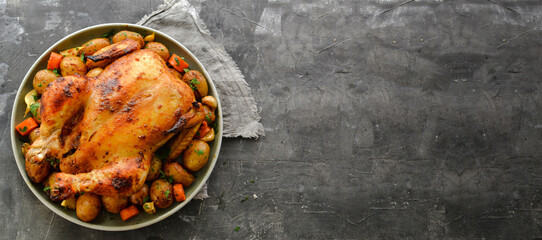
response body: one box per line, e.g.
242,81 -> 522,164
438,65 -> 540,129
137,0 -> 264,198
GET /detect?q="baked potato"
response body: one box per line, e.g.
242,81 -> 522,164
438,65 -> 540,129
60,47 -> 81,57
163,161 -> 195,187
183,140 -> 210,172
181,70 -> 208,99
202,105 -> 215,124
101,196 -> 129,214
144,42 -> 169,61
112,30 -> 145,48
60,56 -> 87,77
150,179 -> 173,209
147,156 -> 162,182
79,38 -> 111,56
33,69 -> 58,94
76,193 -> 102,222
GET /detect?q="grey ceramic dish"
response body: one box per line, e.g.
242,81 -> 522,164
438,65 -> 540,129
10,23 -> 222,231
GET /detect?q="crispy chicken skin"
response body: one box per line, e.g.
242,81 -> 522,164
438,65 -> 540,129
25,49 -> 201,201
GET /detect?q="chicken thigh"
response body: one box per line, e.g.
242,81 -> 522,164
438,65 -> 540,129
25,49 -> 202,201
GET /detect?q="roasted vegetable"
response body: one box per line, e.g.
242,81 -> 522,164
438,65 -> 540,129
163,161 -> 195,187
76,193 -> 102,222
147,156 -> 162,182
120,205 -> 139,221
101,196 -> 129,214
24,90 -> 38,117
60,47 -> 81,57
182,140 -> 210,172
60,56 -> 87,77
200,128 -> 215,142
112,30 -> 145,48
150,179 -> 173,209
79,38 -> 111,56
61,196 -> 77,210
181,70 -> 208,99
143,202 -> 156,214
144,42 -> 169,61
129,183 -> 149,205
16,117 -> 38,137
33,69 -> 58,94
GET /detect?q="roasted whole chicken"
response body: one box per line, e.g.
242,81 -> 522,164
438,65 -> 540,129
25,46 -> 204,201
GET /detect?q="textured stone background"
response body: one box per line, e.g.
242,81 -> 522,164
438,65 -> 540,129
2,0 -> 542,239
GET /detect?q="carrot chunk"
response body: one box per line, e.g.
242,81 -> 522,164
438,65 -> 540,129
47,52 -> 63,70
173,184 -> 186,202
120,205 -> 139,221
16,117 -> 38,136
195,121 -> 211,139
168,54 -> 189,73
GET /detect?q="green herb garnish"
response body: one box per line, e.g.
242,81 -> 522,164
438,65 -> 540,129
234,227 -> 240,231
189,78 -> 200,91
46,158 -> 59,166
190,78 -> 200,85
80,51 -> 85,63
102,29 -> 115,38
43,186 -> 51,192
143,196 -> 150,203
213,122 -> 218,133
174,57 -> 180,66
183,68 -> 190,73
159,169 -> 174,183
241,196 -> 249,202
30,102 -> 40,117
165,190 -> 170,198
52,68 -> 60,76
19,126 -> 27,133
195,150 -> 204,156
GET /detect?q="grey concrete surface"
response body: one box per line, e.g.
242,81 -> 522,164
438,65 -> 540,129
2,0 -> 542,239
